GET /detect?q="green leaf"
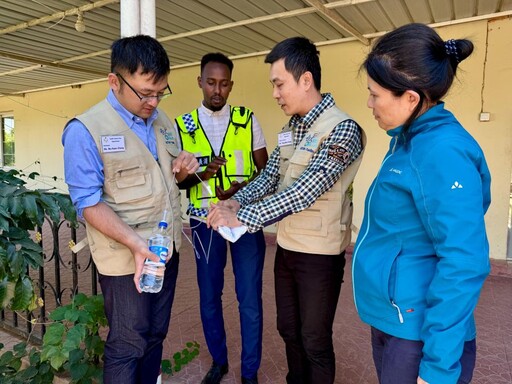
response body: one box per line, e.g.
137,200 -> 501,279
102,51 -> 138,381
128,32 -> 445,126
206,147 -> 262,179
17,365 -> 38,380
63,324 -> 86,352
41,345 -> 59,362
84,334 -> 104,356
7,195 -> 23,217
17,237 -> 43,268
161,359 -> 173,375
0,184 -> 20,197
37,360 -> 52,375
9,247 -> 25,278
0,278 -> 8,308
17,237 -> 42,253
49,351 -> 68,370
69,361 -> 88,380
0,350 -> 14,366
0,202 -> 11,232
49,305 -> 67,321
77,310 -> 92,324
72,292 -> 88,306
68,348 -> 84,365
28,347 -> 42,366
0,215 -> 9,233
42,323 -> 65,346
27,172 -> 40,180
38,194 -> 61,224
52,193 -> 77,225
64,307 -> 80,323
9,355 -> 22,371
21,194 -> 39,224
12,342 -> 27,356
19,247 -> 44,269
10,276 -> 34,310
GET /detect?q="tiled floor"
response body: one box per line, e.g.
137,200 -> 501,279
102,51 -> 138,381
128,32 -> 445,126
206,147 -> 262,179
1,233 -> 511,383
161,234 -> 512,384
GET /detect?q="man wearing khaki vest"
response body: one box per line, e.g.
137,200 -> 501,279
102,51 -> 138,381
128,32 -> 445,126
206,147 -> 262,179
208,37 -> 365,384
62,35 -> 198,384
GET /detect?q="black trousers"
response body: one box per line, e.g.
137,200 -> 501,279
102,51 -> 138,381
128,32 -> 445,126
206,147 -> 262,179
99,249 -> 179,384
274,245 -> 346,384
371,327 -> 477,384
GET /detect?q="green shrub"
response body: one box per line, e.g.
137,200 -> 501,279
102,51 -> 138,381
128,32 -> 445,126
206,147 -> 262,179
0,169 -> 77,311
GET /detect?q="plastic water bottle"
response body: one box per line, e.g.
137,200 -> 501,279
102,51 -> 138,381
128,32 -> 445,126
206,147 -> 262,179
139,211 -> 171,293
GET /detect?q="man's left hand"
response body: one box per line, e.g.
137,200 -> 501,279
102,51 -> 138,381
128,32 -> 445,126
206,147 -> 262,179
417,377 -> 429,384
215,181 -> 247,200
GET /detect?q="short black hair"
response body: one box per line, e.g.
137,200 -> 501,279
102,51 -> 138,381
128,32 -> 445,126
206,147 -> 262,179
111,35 -> 170,82
265,37 -> 321,91
363,23 -> 473,136
200,52 -> 234,75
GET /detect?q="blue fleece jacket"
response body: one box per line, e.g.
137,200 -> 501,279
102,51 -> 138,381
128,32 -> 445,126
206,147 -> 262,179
352,103 -> 491,384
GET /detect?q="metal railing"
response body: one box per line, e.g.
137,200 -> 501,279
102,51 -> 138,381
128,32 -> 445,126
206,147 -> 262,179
0,216 -> 98,344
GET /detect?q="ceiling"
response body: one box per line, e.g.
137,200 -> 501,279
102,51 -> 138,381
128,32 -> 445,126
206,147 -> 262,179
1,0 -> 511,96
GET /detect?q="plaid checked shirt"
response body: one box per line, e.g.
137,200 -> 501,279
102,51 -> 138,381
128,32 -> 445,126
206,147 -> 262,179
233,93 -> 363,233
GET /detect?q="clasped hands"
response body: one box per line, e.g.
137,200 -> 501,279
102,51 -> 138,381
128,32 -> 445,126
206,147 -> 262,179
207,199 -> 242,230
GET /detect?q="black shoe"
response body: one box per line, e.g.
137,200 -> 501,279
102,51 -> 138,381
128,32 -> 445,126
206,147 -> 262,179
242,377 -> 258,384
201,361 -> 229,384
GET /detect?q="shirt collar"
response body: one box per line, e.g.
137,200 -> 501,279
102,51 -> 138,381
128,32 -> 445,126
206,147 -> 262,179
289,93 -> 335,129
199,102 -> 230,117
106,89 -> 159,127
386,102 -> 446,138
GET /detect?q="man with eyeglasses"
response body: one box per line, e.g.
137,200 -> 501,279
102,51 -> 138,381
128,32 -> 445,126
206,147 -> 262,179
62,35 -> 198,384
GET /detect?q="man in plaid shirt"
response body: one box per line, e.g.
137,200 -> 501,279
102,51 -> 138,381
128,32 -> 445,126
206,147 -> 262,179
208,37 -> 364,384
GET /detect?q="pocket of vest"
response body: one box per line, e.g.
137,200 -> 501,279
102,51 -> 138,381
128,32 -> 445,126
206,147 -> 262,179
112,167 -> 152,204
284,201 -> 328,237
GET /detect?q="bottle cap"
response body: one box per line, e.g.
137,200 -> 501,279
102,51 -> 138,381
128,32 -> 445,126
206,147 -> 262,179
159,221 -> 168,229
158,210 -> 169,229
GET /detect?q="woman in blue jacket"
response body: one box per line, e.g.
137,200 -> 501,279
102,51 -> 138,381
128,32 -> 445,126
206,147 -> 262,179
352,23 -> 491,384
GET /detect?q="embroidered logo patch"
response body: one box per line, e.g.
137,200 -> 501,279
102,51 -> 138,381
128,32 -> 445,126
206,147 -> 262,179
328,144 -> 350,164
160,127 -> 176,145
303,133 -> 319,148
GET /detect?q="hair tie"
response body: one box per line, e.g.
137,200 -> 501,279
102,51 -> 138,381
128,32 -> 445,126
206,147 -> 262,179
444,39 -> 460,63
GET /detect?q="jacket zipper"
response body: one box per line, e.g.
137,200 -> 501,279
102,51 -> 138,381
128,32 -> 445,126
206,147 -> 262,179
352,136 -> 398,314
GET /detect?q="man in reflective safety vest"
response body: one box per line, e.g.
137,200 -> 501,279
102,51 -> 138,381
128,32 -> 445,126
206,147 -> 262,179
175,53 -> 268,384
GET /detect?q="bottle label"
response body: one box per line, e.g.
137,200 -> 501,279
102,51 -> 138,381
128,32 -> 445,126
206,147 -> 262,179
149,245 -> 168,263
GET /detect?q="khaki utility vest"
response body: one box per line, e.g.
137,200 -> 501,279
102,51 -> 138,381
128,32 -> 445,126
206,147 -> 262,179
176,106 -> 255,210
75,100 -> 182,276
277,105 -> 366,255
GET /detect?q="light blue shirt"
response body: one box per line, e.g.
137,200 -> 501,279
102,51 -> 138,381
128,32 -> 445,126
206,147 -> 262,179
62,90 -> 160,218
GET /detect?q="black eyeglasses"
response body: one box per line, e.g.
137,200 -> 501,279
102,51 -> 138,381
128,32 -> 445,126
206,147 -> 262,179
115,73 -> 172,102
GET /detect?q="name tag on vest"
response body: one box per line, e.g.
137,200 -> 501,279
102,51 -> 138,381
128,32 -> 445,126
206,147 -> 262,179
278,131 -> 293,146
101,135 -> 126,153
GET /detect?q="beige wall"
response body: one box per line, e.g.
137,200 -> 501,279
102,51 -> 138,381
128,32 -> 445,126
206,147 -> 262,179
1,19 -> 510,259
